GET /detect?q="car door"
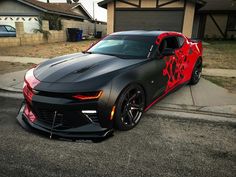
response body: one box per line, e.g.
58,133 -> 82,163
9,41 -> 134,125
158,36 -> 183,92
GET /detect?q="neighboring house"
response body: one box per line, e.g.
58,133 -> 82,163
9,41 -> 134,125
98,0 -> 236,39
0,0 -> 105,34
192,0 -> 236,39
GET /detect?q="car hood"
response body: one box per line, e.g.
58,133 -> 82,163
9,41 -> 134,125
34,53 -> 144,83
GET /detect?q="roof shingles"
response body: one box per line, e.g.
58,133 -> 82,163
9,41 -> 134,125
18,0 -> 89,19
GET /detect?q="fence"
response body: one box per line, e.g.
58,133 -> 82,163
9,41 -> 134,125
0,19 -> 107,47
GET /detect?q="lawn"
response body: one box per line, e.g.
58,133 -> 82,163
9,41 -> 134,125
203,76 -> 236,94
0,39 -> 98,59
0,40 -> 235,70
203,40 -> 236,69
0,61 -> 35,74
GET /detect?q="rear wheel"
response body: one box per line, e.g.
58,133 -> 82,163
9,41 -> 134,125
114,84 -> 145,131
189,58 -> 202,85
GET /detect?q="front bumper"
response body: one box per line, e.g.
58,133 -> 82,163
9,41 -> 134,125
16,103 -> 113,139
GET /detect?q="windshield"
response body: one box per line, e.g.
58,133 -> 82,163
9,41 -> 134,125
88,35 -> 156,59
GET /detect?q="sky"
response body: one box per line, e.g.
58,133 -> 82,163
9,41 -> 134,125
38,0 -> 107,22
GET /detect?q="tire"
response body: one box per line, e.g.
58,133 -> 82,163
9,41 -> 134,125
114,84 -> 145,131
189,58 -> 202,85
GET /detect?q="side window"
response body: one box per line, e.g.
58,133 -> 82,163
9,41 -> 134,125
5,26 -> 16,32
177,36 -> 185,48
0,26 -> 7,32
159,36 -> 179,54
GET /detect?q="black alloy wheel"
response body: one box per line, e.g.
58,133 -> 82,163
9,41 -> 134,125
189,59 -> 202,85
114,85 -> 145,131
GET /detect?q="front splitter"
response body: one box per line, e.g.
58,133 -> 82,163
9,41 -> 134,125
16,103 -> 114,140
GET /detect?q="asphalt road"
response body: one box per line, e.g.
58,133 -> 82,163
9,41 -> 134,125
0,96 -> 235,177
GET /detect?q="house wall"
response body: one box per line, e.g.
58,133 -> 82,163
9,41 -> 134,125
182,1 -> 195,37
0,37 -> 21,48
140,0 -> 156,8
158,0 -> 184,8
107,1 -> 115,34
204,14 -> 228,38
0,16 -> 39,33
106,0 -> 195,37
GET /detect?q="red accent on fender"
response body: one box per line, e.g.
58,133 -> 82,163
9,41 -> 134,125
23,68 -> 40,103
24,68 -> 40,89
23,104 -> 37,122
146,31 -> 203,112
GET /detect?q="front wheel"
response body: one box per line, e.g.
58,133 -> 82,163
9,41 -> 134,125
114,84 -> 145,131
189,58 -> 202,85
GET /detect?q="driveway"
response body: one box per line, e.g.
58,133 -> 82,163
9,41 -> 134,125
0,96 -> 235,177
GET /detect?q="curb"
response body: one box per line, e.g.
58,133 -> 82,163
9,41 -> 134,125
0,89 -> 23,99
0,87 -> 22,93
148,108 -> 236,123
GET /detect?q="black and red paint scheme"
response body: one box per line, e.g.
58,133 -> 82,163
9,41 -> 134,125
17,31 -> 203,139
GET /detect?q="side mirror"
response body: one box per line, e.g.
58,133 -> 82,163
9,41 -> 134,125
161,48 -> 175,57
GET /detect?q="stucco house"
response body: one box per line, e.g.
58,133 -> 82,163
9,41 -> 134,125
0,0 -> 106,34
98,0 -> 236,39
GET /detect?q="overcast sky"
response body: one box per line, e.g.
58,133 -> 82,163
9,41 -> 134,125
38,0 -> 107,22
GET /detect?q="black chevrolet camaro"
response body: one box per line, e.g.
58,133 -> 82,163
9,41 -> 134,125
17,31 -> 203,139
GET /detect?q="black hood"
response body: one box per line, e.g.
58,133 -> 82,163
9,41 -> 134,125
34,53 -> 144,83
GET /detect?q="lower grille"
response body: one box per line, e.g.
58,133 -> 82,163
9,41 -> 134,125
35,108 -> 93,130
83,113 -> 99,123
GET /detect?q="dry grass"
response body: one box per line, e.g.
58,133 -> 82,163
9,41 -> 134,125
0,61 -> 35,75
203,40 -> 236,69
0,39 -> 97,59
203,76 -> 236,94
0,39 -> 235,69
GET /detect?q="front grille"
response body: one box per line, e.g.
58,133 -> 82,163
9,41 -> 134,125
34,108 -> 92,130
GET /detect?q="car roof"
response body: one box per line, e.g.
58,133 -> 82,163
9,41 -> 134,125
110,30 -> 173,37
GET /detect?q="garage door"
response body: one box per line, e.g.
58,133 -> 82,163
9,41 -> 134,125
115,11 -> 184,32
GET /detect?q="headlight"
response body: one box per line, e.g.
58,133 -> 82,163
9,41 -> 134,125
72,91 -> 103,100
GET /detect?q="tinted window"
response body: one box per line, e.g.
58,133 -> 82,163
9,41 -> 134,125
177,36 -> 185,47
88,35 -> 156,59
5,26 -> 15,32
159,37 -> 179,53
0,26 -> 7,32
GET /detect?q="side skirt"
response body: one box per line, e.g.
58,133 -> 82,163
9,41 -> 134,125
144,80 -> 189,112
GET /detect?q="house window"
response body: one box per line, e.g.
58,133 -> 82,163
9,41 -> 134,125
0,26 -> 7,32
5,26 -> 16,32
227,14 -> 236,31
